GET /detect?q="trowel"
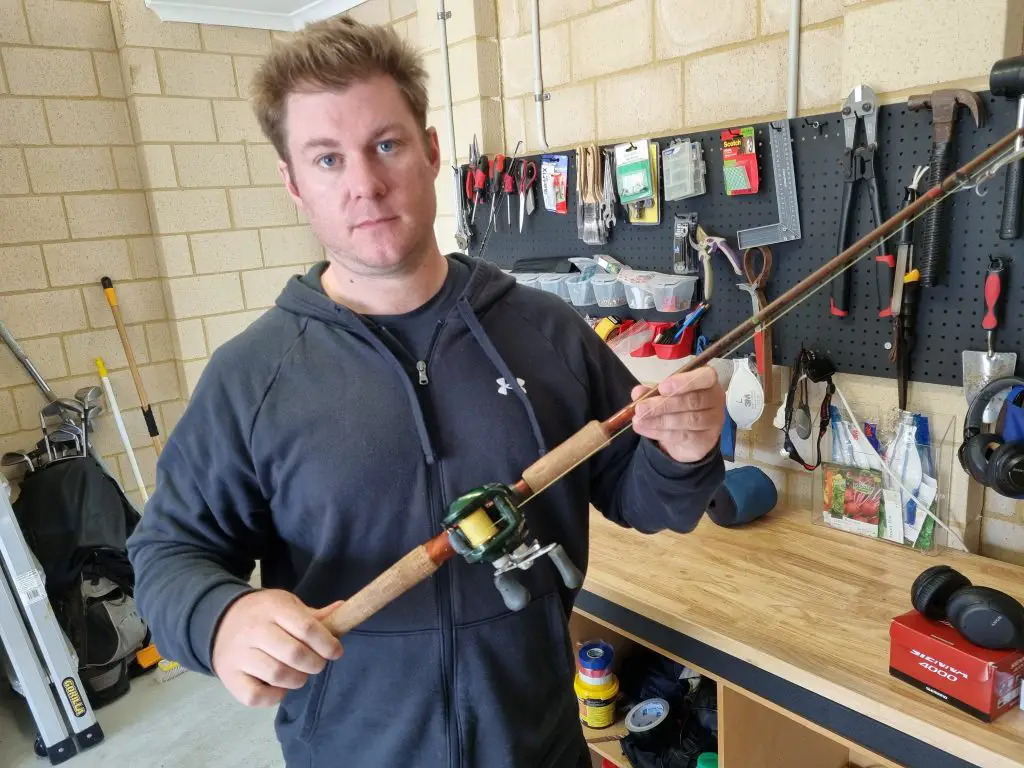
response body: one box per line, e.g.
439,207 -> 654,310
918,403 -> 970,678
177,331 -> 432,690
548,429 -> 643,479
963,257 -> 1016,423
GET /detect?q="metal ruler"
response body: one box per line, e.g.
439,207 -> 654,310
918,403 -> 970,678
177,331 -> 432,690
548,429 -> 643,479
737,119 -> 802,249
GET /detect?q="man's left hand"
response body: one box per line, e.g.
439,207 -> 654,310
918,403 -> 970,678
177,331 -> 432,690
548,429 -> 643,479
630,366 -> 726,464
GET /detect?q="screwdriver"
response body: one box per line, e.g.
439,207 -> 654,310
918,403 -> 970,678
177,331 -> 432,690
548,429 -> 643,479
489,154 -> 505,230
504,160 -> 517,230
470,155 -> 488,223
983,256 -> 1008,355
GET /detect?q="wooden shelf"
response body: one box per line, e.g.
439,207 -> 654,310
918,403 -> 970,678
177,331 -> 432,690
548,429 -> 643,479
583,718 -> 628,767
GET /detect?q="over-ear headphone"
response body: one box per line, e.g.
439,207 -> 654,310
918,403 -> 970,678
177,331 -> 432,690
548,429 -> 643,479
957,376 -> 1024,499
911,565 -> 1024,650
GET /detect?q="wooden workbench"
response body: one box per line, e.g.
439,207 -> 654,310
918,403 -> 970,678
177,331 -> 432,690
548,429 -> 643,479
573,507 -> 1024,768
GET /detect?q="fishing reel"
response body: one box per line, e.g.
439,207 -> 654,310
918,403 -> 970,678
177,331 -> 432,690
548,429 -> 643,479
443,483 -> 583,611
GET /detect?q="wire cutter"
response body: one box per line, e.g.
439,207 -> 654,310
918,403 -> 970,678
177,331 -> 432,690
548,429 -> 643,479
830,85 -> 894,319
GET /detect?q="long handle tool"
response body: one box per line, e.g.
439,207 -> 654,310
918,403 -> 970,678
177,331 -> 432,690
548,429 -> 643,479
101,277 -> 163,456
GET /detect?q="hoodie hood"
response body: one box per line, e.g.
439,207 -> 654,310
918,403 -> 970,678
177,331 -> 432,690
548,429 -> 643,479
274,252 -> 517,330
272,254 -> 542,465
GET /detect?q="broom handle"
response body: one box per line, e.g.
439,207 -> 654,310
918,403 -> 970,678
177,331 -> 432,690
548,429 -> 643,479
101,278 -> 163,456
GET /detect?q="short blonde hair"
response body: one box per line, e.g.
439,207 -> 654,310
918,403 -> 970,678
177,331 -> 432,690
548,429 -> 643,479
251,16 -> 429,164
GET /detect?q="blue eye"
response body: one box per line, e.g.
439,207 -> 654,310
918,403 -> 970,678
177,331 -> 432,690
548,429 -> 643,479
317,154 -> 338,168
377,141 -> 396,154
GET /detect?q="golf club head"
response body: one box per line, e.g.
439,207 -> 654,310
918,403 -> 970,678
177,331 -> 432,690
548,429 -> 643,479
75,386 -> 102,407
41,400 -> 66,425
56,397 -> 85,419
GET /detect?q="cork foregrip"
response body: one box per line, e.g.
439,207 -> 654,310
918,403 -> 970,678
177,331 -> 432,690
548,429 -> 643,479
323,545 -> 440,636
521,420 -> 611,494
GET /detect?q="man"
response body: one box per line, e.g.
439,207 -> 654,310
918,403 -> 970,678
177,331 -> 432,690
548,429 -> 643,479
127,15 -> 725,768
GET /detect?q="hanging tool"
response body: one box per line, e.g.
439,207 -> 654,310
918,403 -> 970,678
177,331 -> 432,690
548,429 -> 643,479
489,153 -> 506,231
962,257 -> 1017,424
518,160 -> 537,233
737,246 -> 774,405
908,89 -> 985,286
467,136 -> 488,224
831,85 -> 893,319
990,56 -> 1024,240
317,126 -> 1024,639
889,166 -> 928,316
887,165 -> 928,411
101,277 -> 163,456
672,214 -> 699,277
503,159 -> 516,230
694,225 -> 744,280
736,119 -> 802,249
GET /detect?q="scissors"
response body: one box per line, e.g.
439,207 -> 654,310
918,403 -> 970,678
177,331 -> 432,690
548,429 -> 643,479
518,160 -> 538,233
737,246 -> 774,403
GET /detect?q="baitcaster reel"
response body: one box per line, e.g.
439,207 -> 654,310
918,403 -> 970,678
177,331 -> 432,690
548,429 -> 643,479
443,483 -> 583,611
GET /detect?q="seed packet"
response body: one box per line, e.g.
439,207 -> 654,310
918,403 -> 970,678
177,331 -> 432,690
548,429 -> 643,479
821,462 -> 885,538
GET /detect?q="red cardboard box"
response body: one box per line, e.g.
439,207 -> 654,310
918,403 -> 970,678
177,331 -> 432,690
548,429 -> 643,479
889,609 -> 1024,722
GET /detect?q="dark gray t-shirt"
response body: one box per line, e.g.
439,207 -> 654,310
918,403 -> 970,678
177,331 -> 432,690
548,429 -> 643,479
301,255 -> 471,363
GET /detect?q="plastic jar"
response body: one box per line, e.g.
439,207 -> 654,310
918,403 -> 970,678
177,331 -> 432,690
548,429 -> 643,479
538,273 -> 572,302
649,275 -> 698,312
591,274 -> 627,307
566,274 -> 597,307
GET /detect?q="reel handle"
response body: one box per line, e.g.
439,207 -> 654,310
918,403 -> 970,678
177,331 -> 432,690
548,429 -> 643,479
548,544 -> 583,589
494,571 -> 530,611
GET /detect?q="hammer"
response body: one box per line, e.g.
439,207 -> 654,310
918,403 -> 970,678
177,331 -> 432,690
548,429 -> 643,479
908,89 -> 985,287
991,56 -> 1024,239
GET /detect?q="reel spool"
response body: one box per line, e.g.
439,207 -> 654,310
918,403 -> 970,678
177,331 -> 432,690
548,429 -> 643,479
443,484 -> 583,611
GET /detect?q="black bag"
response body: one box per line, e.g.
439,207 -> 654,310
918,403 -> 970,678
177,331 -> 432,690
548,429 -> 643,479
13,457 -> 148,707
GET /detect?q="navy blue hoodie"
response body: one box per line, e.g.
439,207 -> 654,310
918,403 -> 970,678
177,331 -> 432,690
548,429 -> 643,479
127,254 -> 724,768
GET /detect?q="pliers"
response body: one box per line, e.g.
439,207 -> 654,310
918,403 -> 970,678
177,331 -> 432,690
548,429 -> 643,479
830,85 -> 893,319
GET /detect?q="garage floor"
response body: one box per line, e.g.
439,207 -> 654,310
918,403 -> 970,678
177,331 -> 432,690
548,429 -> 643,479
0,669 -> 282,767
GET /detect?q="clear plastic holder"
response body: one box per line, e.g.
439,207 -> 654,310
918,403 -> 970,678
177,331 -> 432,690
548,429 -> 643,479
591,274 -> 627,307
566,274 -> 597,307
806,404 -> 955,555
538,273 -> 572,302
649,275 -> 697,312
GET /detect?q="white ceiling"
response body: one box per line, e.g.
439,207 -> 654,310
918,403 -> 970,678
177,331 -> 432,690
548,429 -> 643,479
145,0 -> 363,31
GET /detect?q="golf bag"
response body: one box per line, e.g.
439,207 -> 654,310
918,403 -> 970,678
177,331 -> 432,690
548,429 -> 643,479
13,456 -> 148,707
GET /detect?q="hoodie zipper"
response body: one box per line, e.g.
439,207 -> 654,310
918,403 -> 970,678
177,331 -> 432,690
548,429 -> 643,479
415,320 -> 445,386
409,319 -> 461,768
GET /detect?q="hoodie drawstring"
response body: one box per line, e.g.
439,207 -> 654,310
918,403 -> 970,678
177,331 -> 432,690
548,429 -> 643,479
457,298 -> 548,456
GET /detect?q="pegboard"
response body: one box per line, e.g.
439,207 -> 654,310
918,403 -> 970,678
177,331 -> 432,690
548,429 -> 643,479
470,93 -> 1022,388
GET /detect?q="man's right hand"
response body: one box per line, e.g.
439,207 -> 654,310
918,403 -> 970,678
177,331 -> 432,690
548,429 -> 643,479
212,589 -> 344,707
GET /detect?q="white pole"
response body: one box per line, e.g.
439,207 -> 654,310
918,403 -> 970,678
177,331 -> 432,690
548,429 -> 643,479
96,357 -> 148,504
532,0 -> 548,148
787,0 -> 801,119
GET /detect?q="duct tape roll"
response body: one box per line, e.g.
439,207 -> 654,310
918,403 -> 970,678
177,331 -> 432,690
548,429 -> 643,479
625,697 -> 672,750
577,641 -> 614,672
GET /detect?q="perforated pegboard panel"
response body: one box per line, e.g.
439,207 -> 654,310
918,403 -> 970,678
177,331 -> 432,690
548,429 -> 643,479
471,93 -> 1022,387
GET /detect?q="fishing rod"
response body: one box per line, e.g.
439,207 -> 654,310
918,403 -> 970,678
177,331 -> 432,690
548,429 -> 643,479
323,126 -> 1024,638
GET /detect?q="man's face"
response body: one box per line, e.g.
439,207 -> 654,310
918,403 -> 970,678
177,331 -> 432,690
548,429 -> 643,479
279,74 -> 440,276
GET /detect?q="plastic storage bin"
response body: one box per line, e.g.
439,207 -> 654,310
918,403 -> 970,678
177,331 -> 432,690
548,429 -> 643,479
808,406 -> 955,555
622,281 -> 655,309
514,273 -> 542,288
591,274 -> 627,307
649,275 -> 697,312
566,274 -> 596,307
538,273 -> 572,302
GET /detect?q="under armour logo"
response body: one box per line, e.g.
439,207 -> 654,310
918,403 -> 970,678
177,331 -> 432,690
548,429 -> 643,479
497,377 -> 526,396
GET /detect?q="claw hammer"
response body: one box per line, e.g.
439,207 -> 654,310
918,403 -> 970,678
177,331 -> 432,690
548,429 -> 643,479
991,56 -> 1024,239
908,89 -> 985,286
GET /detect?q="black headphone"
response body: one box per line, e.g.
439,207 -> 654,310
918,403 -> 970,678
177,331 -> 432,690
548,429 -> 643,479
912,565 -> 1024,650
957,376 -> 1024,499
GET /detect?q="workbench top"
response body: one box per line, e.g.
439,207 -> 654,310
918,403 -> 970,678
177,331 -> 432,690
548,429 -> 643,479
582,507 -> 1024,767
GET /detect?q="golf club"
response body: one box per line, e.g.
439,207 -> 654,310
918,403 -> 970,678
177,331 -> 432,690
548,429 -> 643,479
1,452 -> 34,473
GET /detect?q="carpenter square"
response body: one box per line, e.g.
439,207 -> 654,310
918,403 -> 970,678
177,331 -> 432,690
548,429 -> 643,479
737,119 -> 802,249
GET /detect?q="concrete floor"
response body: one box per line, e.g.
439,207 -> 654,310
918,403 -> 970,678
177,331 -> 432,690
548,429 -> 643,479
0,669 -> 283,767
